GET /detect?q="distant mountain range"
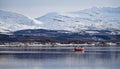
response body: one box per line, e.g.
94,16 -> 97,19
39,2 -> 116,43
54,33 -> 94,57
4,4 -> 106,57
0,7 -> 120,42
0,7 -> 120,33
36,7 -> 120,32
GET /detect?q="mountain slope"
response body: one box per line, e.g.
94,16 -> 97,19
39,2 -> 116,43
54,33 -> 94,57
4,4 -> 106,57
0,10 -> 42,33
36,7 -> 120,32
12,29 -> 120,41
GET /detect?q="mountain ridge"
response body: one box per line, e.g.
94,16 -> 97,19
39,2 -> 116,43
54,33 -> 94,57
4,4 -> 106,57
0,7 -> 120,34
36,7 -> 120,32
0,10 -> 42,33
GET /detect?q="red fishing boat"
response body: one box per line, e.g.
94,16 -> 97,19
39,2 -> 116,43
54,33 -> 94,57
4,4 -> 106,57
74,47 -> 84,52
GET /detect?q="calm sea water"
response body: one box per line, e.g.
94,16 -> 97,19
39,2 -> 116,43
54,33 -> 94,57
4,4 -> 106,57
0,46 -> 120,69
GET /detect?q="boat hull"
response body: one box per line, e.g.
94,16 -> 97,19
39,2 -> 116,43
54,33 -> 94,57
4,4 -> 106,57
74,48 -> 84,52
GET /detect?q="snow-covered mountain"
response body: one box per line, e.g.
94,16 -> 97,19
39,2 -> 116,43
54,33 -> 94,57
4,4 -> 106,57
36,7 -> 120,32
0,7 -> 120,34
0,10 -> 42,33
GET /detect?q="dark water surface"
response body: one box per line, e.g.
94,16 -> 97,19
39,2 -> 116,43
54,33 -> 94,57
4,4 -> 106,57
0,47 -> 120,69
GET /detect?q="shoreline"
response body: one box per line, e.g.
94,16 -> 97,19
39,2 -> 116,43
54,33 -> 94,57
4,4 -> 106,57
0,44 -> 119,47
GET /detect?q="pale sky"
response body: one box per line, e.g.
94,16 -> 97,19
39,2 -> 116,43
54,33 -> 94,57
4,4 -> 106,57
0,0 -> 120,18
